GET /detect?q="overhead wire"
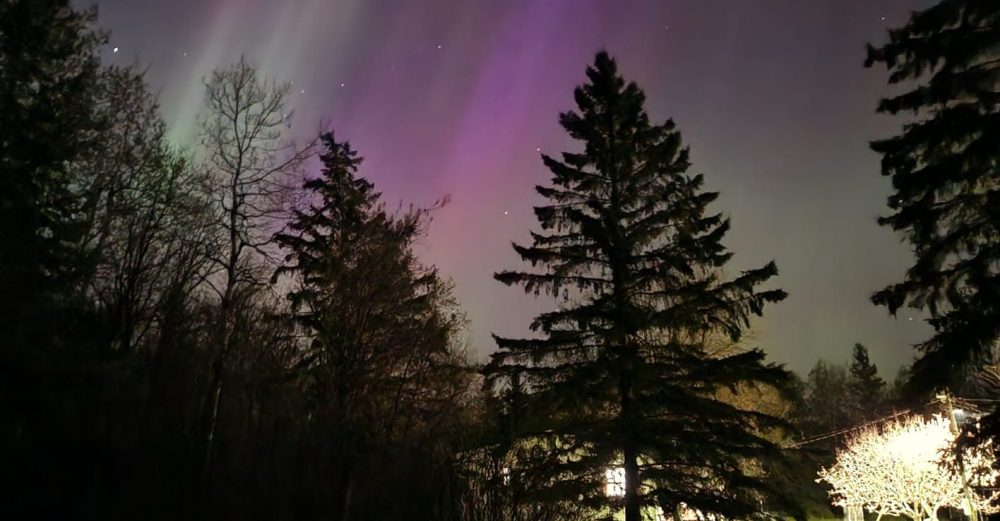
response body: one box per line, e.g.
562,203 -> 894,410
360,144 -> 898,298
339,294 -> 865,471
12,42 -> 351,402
788,408 -> 914,448
788,397 -> 958,448
788,393 -> 998,448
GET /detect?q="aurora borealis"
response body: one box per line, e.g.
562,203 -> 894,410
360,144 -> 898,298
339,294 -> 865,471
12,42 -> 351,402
87,0 -> 934,373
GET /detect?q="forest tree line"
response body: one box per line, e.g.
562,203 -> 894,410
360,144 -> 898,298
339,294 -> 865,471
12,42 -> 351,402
2,1 -> 999,521
1,3 -> 478,519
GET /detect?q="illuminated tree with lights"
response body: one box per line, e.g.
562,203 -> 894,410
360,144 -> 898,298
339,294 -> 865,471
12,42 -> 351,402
818,415 -> 999,521
485,51 -> 800,521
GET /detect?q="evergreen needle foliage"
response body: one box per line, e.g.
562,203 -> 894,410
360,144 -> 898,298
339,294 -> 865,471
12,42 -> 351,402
273,130 -> 471,462
485,52 -> 801,521
867,0 -> 1000,394
848,343 -> 886,419
0,0 -> 104,333
867,0 -> 1000,502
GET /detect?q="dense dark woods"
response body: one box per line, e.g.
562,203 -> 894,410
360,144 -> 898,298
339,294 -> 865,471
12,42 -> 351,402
2,0 -> 1000,520
0,2 -> 477,519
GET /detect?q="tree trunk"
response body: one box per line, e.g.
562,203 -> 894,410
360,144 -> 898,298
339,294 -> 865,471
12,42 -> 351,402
341,471 -> 354,521
621,362 -> 640,521
201,304 -> 233,490
624,440 -> 640,521
618,342 -> 640,521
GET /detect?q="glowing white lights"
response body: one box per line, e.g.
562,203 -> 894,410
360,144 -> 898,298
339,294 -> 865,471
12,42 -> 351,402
605,467 -> 625,497
818,414 -> 999,521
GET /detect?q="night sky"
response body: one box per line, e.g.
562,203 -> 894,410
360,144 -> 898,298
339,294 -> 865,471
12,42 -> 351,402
86,0 -> 935,375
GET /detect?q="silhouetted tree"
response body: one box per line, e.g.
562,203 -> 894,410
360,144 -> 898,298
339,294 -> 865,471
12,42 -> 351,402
197,57 -> 315,479
849,343 -> 886,419
867,0 -> 1000,397
0,6 -> 489,519
0,1 -> 107,515
485,52 -> 799,521
0,0 -> 103,311
273,131 -> 473,518
885,364 -> 911,404
82,66 -> 212,354
800,360 -> 855,436
867,0 -> 1000,492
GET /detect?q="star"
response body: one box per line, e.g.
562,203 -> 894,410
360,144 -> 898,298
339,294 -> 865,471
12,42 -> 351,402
300,89 -> 305,94
339,83 -> 345,88
436,44 -> 443,49
535,147 -> 541,152
880,16 -> 887,22
504,210 -> 509,215
112,46 -> 119,53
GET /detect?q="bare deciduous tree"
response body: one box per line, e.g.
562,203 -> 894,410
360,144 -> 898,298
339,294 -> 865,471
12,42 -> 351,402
81,66 -> 212,354
198,57 -> 316,479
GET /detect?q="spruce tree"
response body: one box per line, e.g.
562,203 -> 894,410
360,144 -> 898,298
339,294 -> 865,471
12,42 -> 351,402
848,343 -> 885,419
866,1 -> 1000,394
799,360 -> 854,436
273,132 -> 470,504
0,2 -> 109,513
486,52 -> 799,521
0,0 -> 104,343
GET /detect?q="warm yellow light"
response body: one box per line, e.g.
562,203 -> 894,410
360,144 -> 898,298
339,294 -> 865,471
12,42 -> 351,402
605,467 -> 625,497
